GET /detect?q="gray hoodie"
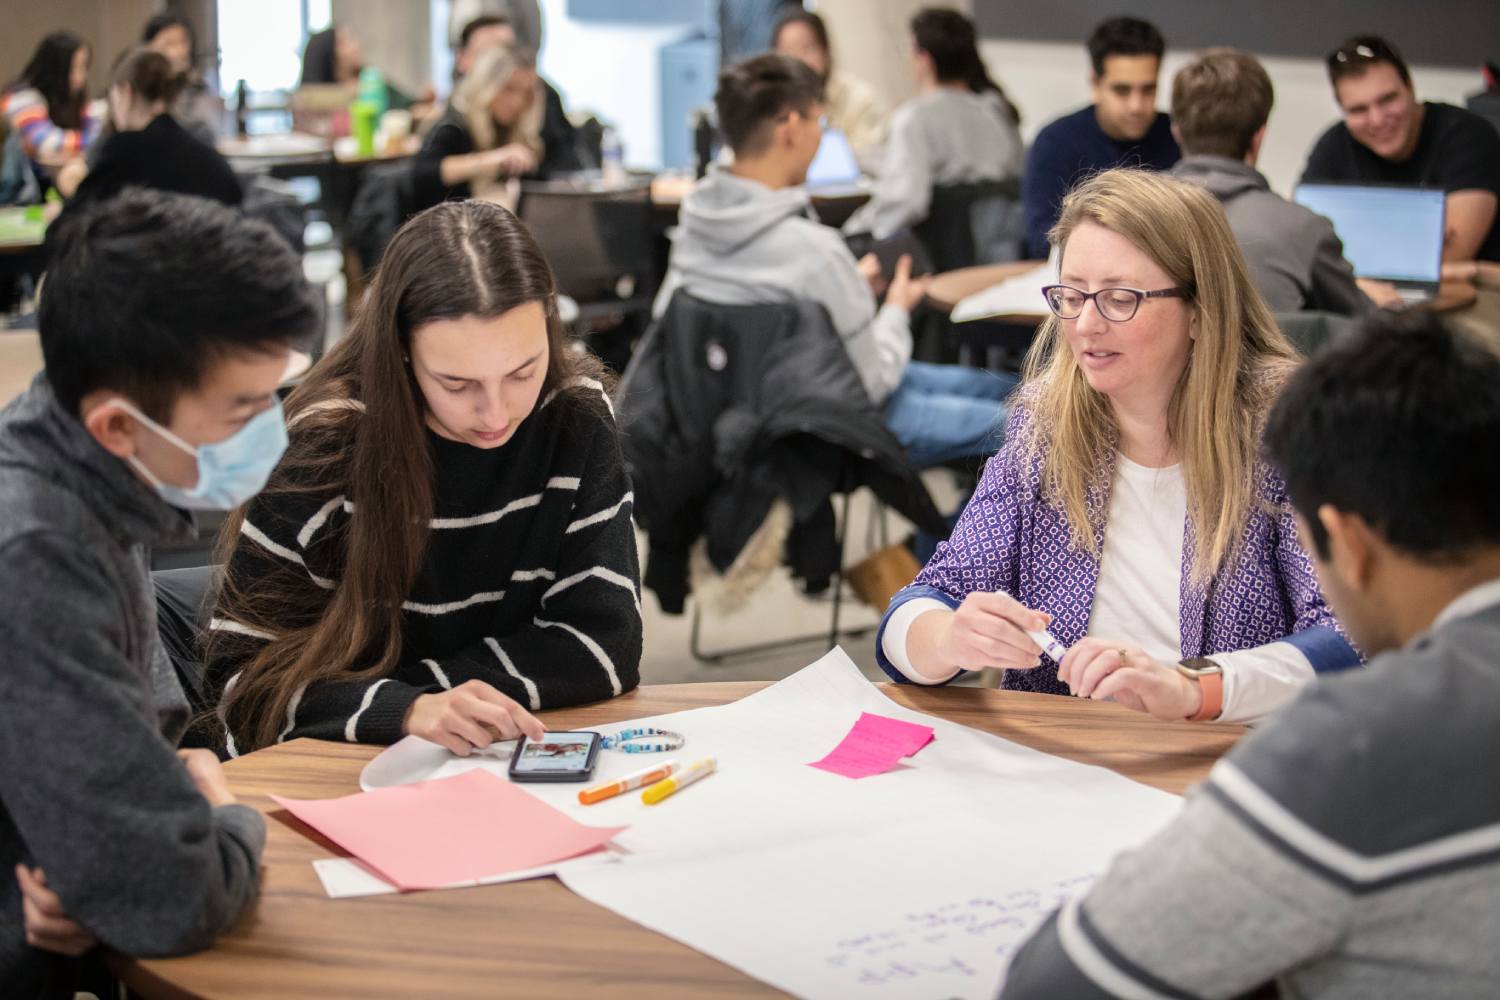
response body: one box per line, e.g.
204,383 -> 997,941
1172,154 -> 1372,316
0,376 -> 265,999
654,166 -> 912,404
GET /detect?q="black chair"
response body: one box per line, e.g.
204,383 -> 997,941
914,178 -> 1024,273
516,177 -> 657,325
1276,311 -> 1359,357
154,563 -> 218,715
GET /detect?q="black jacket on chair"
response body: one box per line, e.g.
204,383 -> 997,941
618,293 -> 945,614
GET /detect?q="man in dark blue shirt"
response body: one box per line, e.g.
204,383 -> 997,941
1020,17 -> 1180,259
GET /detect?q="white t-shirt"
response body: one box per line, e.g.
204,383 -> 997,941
883,456 -> 1314,724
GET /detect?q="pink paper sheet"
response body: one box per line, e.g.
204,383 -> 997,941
809,711 -> 936,778
271,768 -> 625,891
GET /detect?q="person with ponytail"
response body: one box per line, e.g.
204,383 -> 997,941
843,6 -> 1023,242
61,47 -> 240,214
202,199 -> 642,758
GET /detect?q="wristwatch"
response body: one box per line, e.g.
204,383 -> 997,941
1176,657 -> 1223,722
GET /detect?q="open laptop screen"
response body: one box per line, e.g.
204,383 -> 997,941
1292,183 -> 1445,284
805,128 -> 861,189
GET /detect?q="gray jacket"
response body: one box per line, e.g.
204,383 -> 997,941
654,166 -> 912,404
1172,155 -> 1371,317
0,376 -> 265,999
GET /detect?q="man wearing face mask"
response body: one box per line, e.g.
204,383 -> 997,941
0,189 -> 320,999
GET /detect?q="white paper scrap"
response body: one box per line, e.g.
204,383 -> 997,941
951,260 -> 1053,323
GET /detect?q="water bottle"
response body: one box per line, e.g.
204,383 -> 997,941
234,79 -> 249,136
357,66 -> 388,119
601,127 -> 626,186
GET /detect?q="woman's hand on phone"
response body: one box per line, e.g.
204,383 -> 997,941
403,680 -> 546,756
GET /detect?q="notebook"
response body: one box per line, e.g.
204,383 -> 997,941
1292,183 -> 1446,302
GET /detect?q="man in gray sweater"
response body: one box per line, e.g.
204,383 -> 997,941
1001,312 -> 1500,997
0,190 -> 320,997
1169,48 -> 1378,316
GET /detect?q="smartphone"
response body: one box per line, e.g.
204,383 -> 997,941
508,731 -> 601,783
871,231 -> 935,281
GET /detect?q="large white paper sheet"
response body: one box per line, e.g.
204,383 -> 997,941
361,649 -> 1185,998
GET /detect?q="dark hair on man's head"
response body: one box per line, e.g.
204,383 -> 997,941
11,31 -> 89,130
714,53 -> 823,157
1171,48 -> 1274,160
40,189 -> 321,421
772,9 -> 832,77
1086,16 -> 1165,77
141,12 -> 197,63
1264,311 -> 1500,563
460,14 -> 511,51
1326,34 -> 1411,89
111,46 -> 188,107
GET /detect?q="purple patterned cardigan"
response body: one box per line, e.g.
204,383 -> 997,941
876,402 -> 1360,691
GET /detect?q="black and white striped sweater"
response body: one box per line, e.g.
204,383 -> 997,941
206,381 -> 642,756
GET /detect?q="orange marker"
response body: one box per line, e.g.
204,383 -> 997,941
578,760 -> 679,805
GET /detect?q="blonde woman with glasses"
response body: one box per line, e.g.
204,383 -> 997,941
407,44 -> 543,214
875,168 -> 1359,724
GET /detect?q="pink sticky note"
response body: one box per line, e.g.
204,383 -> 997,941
809,712 -> 936,779
271,768 -> 625,891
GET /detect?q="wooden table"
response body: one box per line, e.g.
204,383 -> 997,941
116,681 -> 1242,999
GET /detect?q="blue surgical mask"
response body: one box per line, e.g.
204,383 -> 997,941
112,397 -> 289,510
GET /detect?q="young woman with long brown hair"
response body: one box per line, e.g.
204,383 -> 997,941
876,168 -> 1360,725
203,199 -> 642,757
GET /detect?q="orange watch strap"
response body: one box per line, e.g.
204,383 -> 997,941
1189,670 -> 1224,722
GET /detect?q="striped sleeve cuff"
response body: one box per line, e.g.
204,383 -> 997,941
875,585 -> 961,684
343,679 -> 423,745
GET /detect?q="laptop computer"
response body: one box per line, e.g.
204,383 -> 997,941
805,127 -> 862,191
1292,183 -> 1446,303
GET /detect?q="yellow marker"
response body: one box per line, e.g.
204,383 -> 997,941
641,756 -> 716,805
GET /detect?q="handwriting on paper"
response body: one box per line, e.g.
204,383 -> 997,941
822,875 -> 1097,989
809,712 -> 936,779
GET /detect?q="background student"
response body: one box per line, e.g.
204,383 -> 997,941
206,200 -> 642,758
58,47 -> 240,219
141,12 -> 222,145
299,23 -> 419,111
1021,17 -> 1180,259
1302,33 -> 1500,263
843,7 -> 1023,244
0,189 -> 320,998
0,32 -> 99,183
1001,311 -> 1500,999
406,44 -> 542,214
1170,48 -> 1376,315
655,54 -> 1015,470
771,8 -> 888,173
879,169 -> 1359,724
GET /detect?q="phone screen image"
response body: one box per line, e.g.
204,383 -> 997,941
511,733 -> 598,773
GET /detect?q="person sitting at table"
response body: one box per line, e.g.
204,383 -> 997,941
58,47 -> 240,222
0,32 -> 100,185
205,199 -> 641,758
405,44 -> 542,215
454,15 -> 584,175
843,7 -> 1023,243
1169,48 -> 1375,315
1000,310 -> 1500,999
877,168 -> 1361,724
655,53 -> 1016,469
771,8 -> 888,173
141,12 -> 223,146
1021,17 -> 1180,260
0,189 -> 319,998
299,25 -> 417,111
1302,34 -> 1500,263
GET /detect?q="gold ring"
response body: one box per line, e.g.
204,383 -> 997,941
1117,648 -> 1129,665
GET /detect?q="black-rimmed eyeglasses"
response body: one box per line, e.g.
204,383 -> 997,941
1040,284 -> 1189,322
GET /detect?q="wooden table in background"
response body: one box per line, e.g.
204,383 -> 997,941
924,260 -> 1048,318
116,681 -> 1243,999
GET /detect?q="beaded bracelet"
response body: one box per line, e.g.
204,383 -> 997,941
599,727 -> 685,753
